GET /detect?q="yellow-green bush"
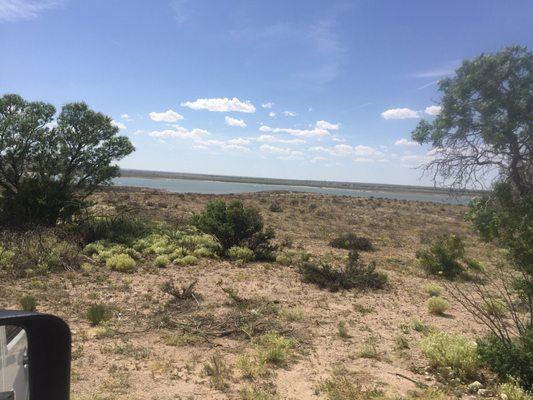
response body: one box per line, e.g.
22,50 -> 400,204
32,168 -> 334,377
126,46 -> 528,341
423,282 -> 443,297
228,246 -> 255,262
484,297 -> 507,317
155,255 -> 170,267
499,379 -> 532,400
106,253 -> 136,273
253,332 -> 296,366
421,331 -> 479,379
427,296 -> 449,315
174,255 -> 198,266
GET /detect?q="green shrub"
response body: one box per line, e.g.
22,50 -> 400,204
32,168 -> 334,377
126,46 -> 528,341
174,255 -> 198,266
421,331 -> 479,379
154,255 -> 170,267
77,216 -> 151,245
330,233 -> 373,251
191,200 -> 275,258
300,251 -> 387,292
499,379 -> 533,400
87,304 -> 110,326
105,253 -> 136,273
416,235 -> 467,279
227,246 -> 255,262
193,247 -> 216,258
477,329 -> 533,390
80,262 -> 94,275
19,295 -> 37,312
484,297 -> 507,317
423,282 -> 443,297
254,332 -> 296,366
269,202 -> 283,212
427,296 -> 449,315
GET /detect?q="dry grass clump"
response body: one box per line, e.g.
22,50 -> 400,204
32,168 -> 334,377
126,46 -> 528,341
427,296 -> 450,315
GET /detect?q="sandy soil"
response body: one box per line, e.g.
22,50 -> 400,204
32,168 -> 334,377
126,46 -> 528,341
1,188 -> 502,399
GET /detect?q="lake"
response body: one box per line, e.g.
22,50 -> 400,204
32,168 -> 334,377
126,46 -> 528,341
113,177 -> 474,205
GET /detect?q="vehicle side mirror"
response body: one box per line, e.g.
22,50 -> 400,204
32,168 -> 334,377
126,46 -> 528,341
0,311 -> 71,400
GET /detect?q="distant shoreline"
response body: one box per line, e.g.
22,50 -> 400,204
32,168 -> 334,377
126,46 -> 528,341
119,168 -> 484,197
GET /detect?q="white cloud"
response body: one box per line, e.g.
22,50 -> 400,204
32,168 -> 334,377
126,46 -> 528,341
148,126 -> 209,139
261,102 -> 274,109
395,138 -> 419,147
381,108 -> 419,120
258,121 -> 333,138
111,120 -> 127,130
0,0 -> 64,22
120,114 -> 131,120
268,111 -> 276,118
149,109 -> 184,122
227,137 -> 251,145
316,120 -> 340,130
400,149 -> 440,166
283,110 -> 297,117
260,144 -> 304,160
309,144 -> 385,161
171,0 -> 189,24
225,116 -> 247,128
425,105 -> 442,116
195,139 -> 250,153
181,97 -> 256,113
256,135 -> 305,144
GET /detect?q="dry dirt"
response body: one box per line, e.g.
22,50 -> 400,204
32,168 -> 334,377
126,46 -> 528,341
1,188 -> 503,399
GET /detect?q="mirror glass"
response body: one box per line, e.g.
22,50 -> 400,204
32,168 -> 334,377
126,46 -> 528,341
0,325 -> 29,400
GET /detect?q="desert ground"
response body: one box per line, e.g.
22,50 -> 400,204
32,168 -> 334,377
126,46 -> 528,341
1,187 -> 502,400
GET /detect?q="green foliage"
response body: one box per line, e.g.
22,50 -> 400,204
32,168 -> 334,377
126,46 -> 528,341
423,282 -> 443,297
154,255 -> 170,267
77,216 -> 151,245
19,295 -> 37,312
300,251 -> 387,292
105,253 -> 136,273
253,332 -> 296,366
0,94 -> 134,227
191,200 -> 276,259
499,379 -> 533,400
477,329 -> 533,390
174,255 -> 198,266
416,235 -> 468,279
427,296 -> 449,315
203,355 -> 231,390
421,331 -> 480,379
411,46 -> 532,194
330,233 -> 373,251
227,246 -> 255,262
87,304 -> 110,326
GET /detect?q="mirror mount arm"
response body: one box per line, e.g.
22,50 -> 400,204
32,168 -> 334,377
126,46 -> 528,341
0,310 -> 71,400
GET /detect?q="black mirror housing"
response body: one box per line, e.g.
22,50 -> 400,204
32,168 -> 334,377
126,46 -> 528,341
0,310 -> 71,400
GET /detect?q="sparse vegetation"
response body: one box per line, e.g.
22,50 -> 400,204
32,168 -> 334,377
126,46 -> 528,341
227,246 -> 255,262
427,296 -> 449,315
105,253 -> 136,273
421,331 -> 479,380
416,235 -> 469,279
19,295 -> 37,311
330,233 -> 373,251
87,304 -> 110,326
423,282 -> 443,297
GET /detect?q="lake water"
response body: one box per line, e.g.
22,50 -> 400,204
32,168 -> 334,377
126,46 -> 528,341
113,176 -> 473,205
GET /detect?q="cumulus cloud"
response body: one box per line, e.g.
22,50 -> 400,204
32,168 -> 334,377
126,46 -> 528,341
227,137 -> 251,145
260,144 -> 304,160
195,139 -> 250,153
181,97 -> 256,113
261,102 -> 274,109
316,120 -> 340,130
111,120 -> 127,130
400,149 -> 440,166
120,114 -> 131,120
283,110 -> 297,117
259,121 -> 334,138
0,0 -> 64,22
268,111 -> 276,117
149,109 -> 184,122
225,116 -> 247,128
256,135 -> 305,144
425,105 -> 442,116
309,144 -> 385,162
148,126 -> 209,139
395,138 -> 419,147
381,108 -> 419,120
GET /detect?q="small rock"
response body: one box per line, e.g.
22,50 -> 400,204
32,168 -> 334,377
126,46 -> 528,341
468,381 -> 483,393
500,394 -> 508,400
477,388 -> 492,397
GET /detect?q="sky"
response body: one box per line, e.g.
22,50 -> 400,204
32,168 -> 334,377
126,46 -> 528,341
1,0 -> 532,186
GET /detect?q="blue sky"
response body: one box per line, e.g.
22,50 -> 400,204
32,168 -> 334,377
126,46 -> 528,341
1,0 -> 532,186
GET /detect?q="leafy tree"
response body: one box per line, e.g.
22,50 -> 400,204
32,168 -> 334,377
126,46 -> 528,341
412,47 -> 533,388
411,46 -> 532,194
0,94 -> 134,226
